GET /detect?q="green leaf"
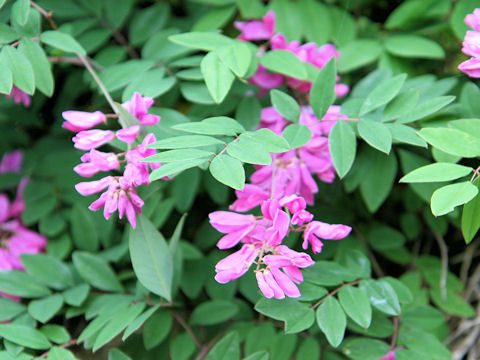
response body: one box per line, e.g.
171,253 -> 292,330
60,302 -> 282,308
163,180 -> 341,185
358,119 -> 392,154
303,261 -> 356,286
21,254 -> 73,290
180,82 -> 215,104
418,127 -> 480,158
193,4 -> 236,31
129,215 -> 173,301
329,120 -> 356,178
431,181 -> 478,216
122,305 -> 159,341
28,294 -> 63,323
172,116 -> 245,136
398,327 -> 451,359
316,297 -> 346,347
310,58 -> 336,120
338,40 -> 382,73
366,224 -> 405,251
270,89 -> 300,123
383,90 -> 419,121
209,154 -> 245,190
149,158 -> 208,181
282,124 -> 312,148
11,0 -> 30,26
47,347 -> 76,360
255,298 -> 315,334
169,32 -> 233,51
170,332 -> 196,360
201,51 -> 235,104
147,135 -> 223,149
122,68 -> 175,101
40,325 -> 71,344
341,338 -> 390,360
100,60 -> 155,92
129,3 -> 170,46
402,305 -> 445,331
72,252 -> 123,292
243,351 -> 269,360
0,46 -> 35,95
144,149 -> 213,163
360,74 -> 406,115
41,30 -> 86,55
0,64 -> 12,94
385,35 -> 444,59
93,302 -> 145,352
260,50 -> 308,80
429,288 -> 475,317
338,285 -> 372,328
299,0 -> 331,45
297,338 -> 320,360
0,297 -> 26,322
386,123 -> 427,147
62,284 -> 90,307
0,324 -> 50,350
142,310 -> 172,350
205,332 -> 240,360
397,96 -> 455,124
236,96 -> 262,130
190,300 -> 239,326
382,277 -> 413,303
462,178 -> 480,243
70,204 -> 99,252
451,0 -> 479,39
19,38 -> 54,96
216,42 -> 252,78
248,129 -> 290,153
360,279 -> 401,316
0,270 -> 51,298
400,162 -> 472,183
227,136 -> 272,165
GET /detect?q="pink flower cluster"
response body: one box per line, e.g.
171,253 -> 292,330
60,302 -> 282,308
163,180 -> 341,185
3,86 -> 31,107
459,9 -> 480,77
210,196 -> 351,299
235,11 -> 349,97
0,151 -> 46,300
64,92 -> 161,228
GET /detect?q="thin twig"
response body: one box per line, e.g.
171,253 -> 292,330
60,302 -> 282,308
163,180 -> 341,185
310,279 -> 361,309
48,56 -> 103,70
433,231 -> 449,301
353,226 -> 384,277
98,18 -> 139,59
31,1 -> 58,30
171,310 -> 202,350
390,317 -> 398,349
39,339 -> 77,358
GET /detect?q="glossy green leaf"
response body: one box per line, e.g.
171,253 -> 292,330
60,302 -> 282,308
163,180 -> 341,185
328,119 -> 356,178
358,119 -> 392,154
0,297 -> 26,322
149,158 -> 208,181
462,178 -> 480,243
400,162 -> 472,183
147,135 -> 223,149
41,30 -> 86,55
303,261 -> 357,286
169,32 -> 233,51
70,204 -> 99,252
431,181 -> 478,216
144,149 -> 213,163
40,325 -> 71,344
270,89 -> 300,123
227,136 -> 272,165
383,90 -> 419,121
190,300 -> 239,326
21,253 -> 73,290
316,297 -> 346,347
398,327 -> 451,359
255,298 -> 315,334
360,74 -> 406,115
338,40 -> 382,73
11,0 -> 30,26
382,277 -> 413,303
19,38 -> 54,96
397,96 -> 455,124
0,324 -> 50,350
62,284 -> 90,307
28,294 -> 63,323
72,252 -> 123,292
201,51 -> 235,104
172,116 -> 245,136
122,305 -> 159,341
129,215 -> 173,301
209,154 -> 245,190
205,332 -> 240,360
1,46 -> 35,95
386,123 -> 427,147
385,35 -> 444,59
282,124 -> 312,148
360,279 -> 401,316
0,64 -> 13,94
216,41 -> 252,78
0,270 -> 51,298
310,58 -> 336,120
260,50 -> 308,80
338,285 -> 372,328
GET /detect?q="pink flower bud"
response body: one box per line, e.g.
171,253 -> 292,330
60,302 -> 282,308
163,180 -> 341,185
0,151 -> 22,173
5,86 -> 31,107
62,111 -> 105,132
462,31 -> 480,57
209,211 -> 256,233
122,92 -> 160,126
465,9 -> 480,31
116,125 -> 140,144
234,11 -> 276,41
89,149 -> 119,171
74,162 -> 100,177
73,130 -> 115,150
459,58 -> 480,78
75,176 -> 113,196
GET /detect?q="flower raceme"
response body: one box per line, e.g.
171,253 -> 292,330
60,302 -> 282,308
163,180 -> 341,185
459,8 -> 480,77
67,93 -> 161,228
209,197 -> 351,299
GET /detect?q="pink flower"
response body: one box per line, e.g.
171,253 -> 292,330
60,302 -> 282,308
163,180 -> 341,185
303,221 -> 352,253
249,65 -> 285,95
75,176 -> 113,196
459,58 -> 480,77
279,195 -> 313,225
462,31 -> 480,57
122,92 -> 160,126
229,184 -> 270,212
256,269 -> 285,299
4,86 -> 31,107
264,245 -> 315,268
74,150 -> 119,178
215,244 -> 258,283
73,129 -> 115,150
264,208 -> 290,246
0,194 -> 9,223
209,211 -> 257,249
116,125 -> 140,144
270,267 -> 301,297
335,83 -> 350,97
0,151 -> 22,174
378,350 -> 395,360
235,11 -> 275,41
62,111 -> 106,132
465,9 -> 480,31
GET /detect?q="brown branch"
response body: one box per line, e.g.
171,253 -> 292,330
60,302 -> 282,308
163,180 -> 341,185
310,279 -> 361,309
48,56 -> 103,70
39,339 -> 77,358
390,316 -> 398,349
171,310 -> 202,350
30,1 -> 58,30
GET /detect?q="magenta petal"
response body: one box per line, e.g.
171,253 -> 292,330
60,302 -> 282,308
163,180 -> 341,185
256,271 -> 274,298
263,270 -> 285,299
75,176 -> 113,196
270,267 -> 301,297
116,125 -> 140,144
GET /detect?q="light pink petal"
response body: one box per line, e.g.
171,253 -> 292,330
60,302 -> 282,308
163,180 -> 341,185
256,271 -> 274,298
270,267 -> 301,297
116,125 -> 140,144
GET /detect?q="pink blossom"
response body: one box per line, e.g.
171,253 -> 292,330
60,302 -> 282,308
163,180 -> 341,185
75,176 -> 113,196
116,125 -> 140,144
249,65 -> 285,95
264,245 -> 315,268
0,151 -> 22,174
303,221 -> 352,253
270,267 -> 301,297
8,178 -> 28,218
335,83 -> 350,97
4,86 -> 31,107
62,111 -> 106,132
215,244 -> 257,283
0,194 -> 9,223
257,269 -> 285,299
229,184 -> 270,212
122,92 -> 160,126
73,129 -> 115,150
462,31 -> 480,57
459,58 -> 480,77
264,208 -> 290,246
465,9 -> 480,31
235,11 -> 275,41
378,350 -> 395,360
